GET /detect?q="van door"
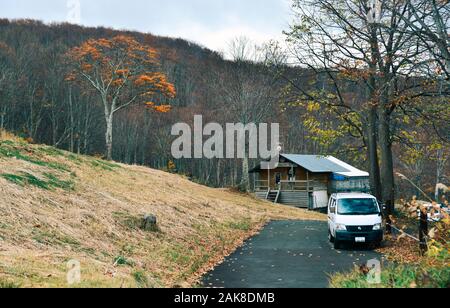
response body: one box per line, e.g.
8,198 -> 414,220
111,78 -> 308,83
328,198 -> 337,236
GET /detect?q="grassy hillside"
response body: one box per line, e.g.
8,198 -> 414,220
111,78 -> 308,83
0,131 -> 324,288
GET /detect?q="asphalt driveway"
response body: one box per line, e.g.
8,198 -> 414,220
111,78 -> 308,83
202,220 -> 383,288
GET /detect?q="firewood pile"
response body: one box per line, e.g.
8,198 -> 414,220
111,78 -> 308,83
400,196 -> 450,222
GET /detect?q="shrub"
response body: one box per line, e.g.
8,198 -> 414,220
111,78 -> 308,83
113,256 -> 134,267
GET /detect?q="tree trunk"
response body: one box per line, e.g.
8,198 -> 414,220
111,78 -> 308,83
83,105 -> 91,155
367,99 -> 382,200
367,25 -> 382,200
69,87 -> 74,153
233,161 -> 238,187
216,159 -> 221,188
241,155 -> 250,192
0,104 -> 6,130
378,106 -> 395,233
435,148 -> 447,201
419,206 -> 428,255
105,114 -> 114,160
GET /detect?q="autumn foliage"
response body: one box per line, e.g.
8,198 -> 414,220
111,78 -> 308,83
66,35 -> 175,113
66,35 -> 176,159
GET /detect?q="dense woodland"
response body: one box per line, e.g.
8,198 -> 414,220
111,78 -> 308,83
0,0 -> 448,202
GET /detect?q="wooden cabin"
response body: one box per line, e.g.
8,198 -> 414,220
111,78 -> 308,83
250,154 -> 370,209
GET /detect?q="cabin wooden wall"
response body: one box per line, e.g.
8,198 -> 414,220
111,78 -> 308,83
257,168 -> 290,188
256,167 -> 329,189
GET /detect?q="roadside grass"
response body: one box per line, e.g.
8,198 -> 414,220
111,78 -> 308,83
331,263 -> 450,288
228,218 -> 252,231
331,239 -> 450,289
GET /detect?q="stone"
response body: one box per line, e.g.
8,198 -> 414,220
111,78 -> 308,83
142,214 -> 158,232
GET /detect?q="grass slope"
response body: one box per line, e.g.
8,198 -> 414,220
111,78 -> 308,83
0,132 -> 325,288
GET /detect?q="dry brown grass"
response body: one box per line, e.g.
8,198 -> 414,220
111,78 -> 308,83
0,137 -> 325,288
0,129 -> 24,143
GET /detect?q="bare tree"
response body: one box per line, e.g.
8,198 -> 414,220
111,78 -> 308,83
227,36 -> 257,62
403,0 -> 450,78
220,38 -> 279,191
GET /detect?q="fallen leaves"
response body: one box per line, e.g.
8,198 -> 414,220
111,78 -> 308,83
378,236 -> 422,264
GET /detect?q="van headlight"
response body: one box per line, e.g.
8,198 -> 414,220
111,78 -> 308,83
373,223 -> 382,231
336,224 -> 347,231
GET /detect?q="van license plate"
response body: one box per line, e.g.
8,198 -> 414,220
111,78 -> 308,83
355,237 -> 366,243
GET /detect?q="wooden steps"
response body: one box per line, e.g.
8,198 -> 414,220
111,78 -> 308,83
255,190 -> 310,208
266,190 -> 281,203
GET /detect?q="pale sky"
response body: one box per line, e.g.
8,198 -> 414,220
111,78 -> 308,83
0,0 -> 293,55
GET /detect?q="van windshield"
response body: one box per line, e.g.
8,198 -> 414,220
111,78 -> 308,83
337,198 -> 380,215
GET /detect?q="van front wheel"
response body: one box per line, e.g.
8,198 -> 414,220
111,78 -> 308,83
328,229 -> 335,243
334,239 -> 341,250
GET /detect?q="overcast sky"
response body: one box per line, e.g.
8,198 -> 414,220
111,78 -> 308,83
0,0 -> 292,55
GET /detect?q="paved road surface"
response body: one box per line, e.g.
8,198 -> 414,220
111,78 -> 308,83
202,220 -> 382,288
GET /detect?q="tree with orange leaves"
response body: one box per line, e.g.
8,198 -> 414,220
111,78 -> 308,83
66,35 -> 175,160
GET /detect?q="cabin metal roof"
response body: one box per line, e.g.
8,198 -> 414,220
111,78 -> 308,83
250,154 -> 369,178
281,154 -> 350,173
326,156 -> 370,177
281,154 -> 369,177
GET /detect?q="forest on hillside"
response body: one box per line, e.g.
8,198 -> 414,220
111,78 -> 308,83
0,0 -> 448,202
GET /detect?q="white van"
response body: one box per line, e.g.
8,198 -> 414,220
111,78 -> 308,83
328,193 -> 383,249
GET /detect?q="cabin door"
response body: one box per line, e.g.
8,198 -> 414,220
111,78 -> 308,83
288,167 -> 296,182
275,173 -> 282,189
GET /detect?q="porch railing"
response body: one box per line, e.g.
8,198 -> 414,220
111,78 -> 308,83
255,180 -> 270,191
255,180 -> 328,192
280,180 -> 311,191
